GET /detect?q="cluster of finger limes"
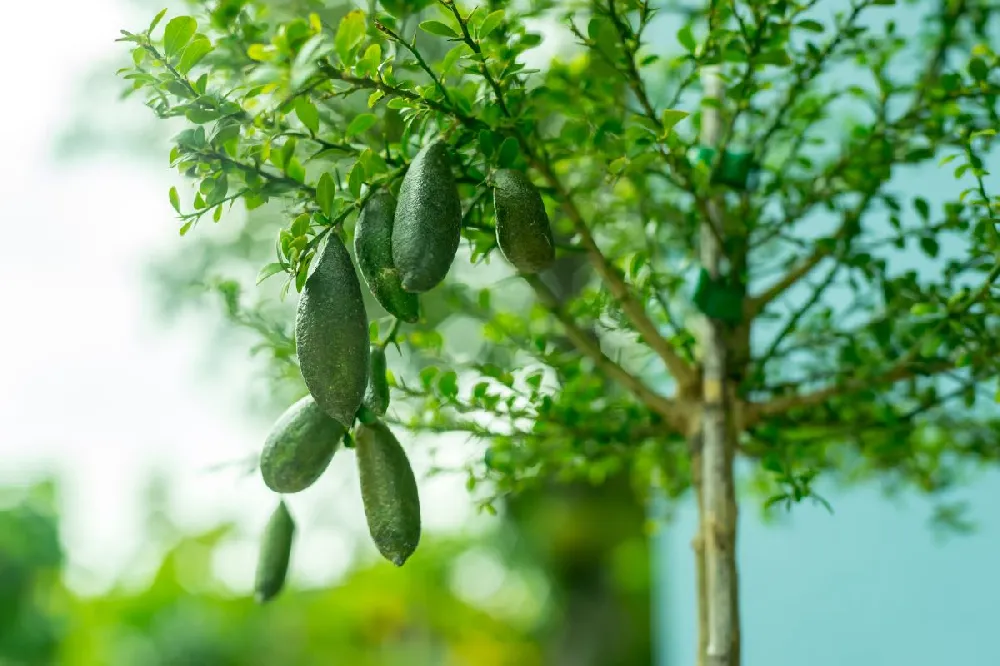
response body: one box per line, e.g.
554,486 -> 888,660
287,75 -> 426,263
253,139 -> 554,602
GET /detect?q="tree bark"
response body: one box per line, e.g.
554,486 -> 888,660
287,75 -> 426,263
697,66 -> 741,666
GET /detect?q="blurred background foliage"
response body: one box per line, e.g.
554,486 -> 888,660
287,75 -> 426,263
0,477 -> 652,665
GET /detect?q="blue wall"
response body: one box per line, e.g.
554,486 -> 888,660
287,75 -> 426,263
653,473 -> 1000,665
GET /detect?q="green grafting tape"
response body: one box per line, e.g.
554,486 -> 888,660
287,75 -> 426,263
692,268 -> 744,324
687,145 -> 757,191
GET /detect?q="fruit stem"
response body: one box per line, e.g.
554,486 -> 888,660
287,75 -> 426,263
379,318 -> 403,350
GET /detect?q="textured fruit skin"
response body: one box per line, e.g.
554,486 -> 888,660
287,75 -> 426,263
259,395 -> 345,493
355,420 -> 421,566
295,232 -> 370,427
254,501 -> 295,603
354,192 -> 420,323
363,346 -> 390,416
392,140 -> 462,292
493,169 -> 555,273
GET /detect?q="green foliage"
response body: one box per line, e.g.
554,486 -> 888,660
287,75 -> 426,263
0,480 -> 64,665
0,479 -> 568,665
118,0 -> 1000,565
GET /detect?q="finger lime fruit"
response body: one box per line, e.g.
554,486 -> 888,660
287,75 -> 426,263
260,395 -> 345,494
295,232 -> 370,427
493,169 -> 555,273
355,419 -> 421,566
354,192 -> 420,323
254,500 -> 295,603
392,140 -> 462,292
363,345 -> 390,416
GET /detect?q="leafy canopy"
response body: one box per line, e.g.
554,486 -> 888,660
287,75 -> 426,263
118,0 -> 1000,523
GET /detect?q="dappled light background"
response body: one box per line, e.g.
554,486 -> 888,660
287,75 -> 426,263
0,1 -> 998,665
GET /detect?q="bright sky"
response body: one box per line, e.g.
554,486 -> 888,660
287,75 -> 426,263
0,0 -> 481,597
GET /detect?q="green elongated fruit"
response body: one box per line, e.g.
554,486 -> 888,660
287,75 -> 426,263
254,501 -> 295,603
363,345 -> 390,416
493,169 -> 555,274
355,420 -> 421,566
354,192 -> 420,323
392,140 -> 462,292
295,232 -> 370,427
259,395 -> 345,493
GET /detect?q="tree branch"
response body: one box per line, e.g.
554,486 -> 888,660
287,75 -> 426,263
747,262 -> 1000,424
745,189 -> 876,317
526,157 -> 699,393
522,274 -> 685,428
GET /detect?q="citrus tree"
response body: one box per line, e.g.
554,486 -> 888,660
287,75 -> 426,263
117,1 -> 1000,664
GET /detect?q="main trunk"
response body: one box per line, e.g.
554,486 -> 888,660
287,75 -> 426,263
695,66 -> 741,666
692,399 -> 741,666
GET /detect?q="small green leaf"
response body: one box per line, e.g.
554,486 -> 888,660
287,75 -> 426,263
247,43 -> 275,61
757,49 -> 791,66
919,236 -> 940,257
206,175 -> 228,207
286,159 -> 306,183
169,186 -> 181,213
660,109 -> 689,134
148,8 -> 168,35
420,366 -> 439,388
939,153 -> 959,166
348,161 -> 365,199
355,43 -> 382,77
257,262 -> 286,285
163,16 -> 197,57
179,220 -> 193,236
346,113 -> 377,137
795,20 -> 824,33
478,129 -> 499,157
969,57 -> 989,82
478,10 -> 504,40
440,43 -> 471,74
295,260 -> 310,292
419,21 -> 459,39
334,10 -> 367,63
316,173 -> 335,216
497,137 -> 519,168
280,137 -> 297,171
291,213 -> 311,237
438,370 -> 459,398
677,25 -> 696,52
294,97 -> 320,134
609,156 -> 629,175
178,38 -> 213,74
914,197 -> 930,220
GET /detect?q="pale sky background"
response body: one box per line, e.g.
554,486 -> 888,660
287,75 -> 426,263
0,0 -> 483,600
0,1 -> 998,666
